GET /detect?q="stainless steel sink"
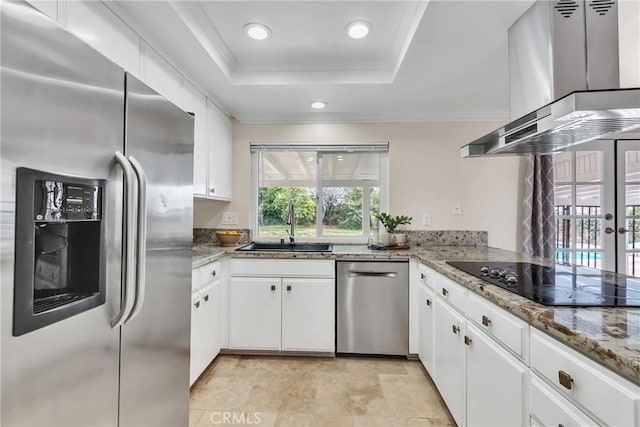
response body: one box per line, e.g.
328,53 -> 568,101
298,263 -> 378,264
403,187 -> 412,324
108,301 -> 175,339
235,242 -> 333,252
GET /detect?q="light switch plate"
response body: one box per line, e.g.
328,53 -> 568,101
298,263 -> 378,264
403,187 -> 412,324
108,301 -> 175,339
222,212 -> 239,225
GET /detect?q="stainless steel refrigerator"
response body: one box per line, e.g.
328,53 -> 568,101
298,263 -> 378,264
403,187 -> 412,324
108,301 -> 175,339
1,1 -> 193,426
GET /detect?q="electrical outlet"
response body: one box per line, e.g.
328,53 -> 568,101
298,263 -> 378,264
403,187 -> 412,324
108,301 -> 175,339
452,202 -> 462,215
222,212 -> 239,225
422,213 -> 431,226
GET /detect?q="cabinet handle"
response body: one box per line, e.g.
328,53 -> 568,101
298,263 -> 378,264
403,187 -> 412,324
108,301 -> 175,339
421,273 -> 426,280
270,285 -> 276,291
558,370 -> 573,390
209,187 -> 216,194
211,270 -> 216,277
442,288 -> 448,296
452,324 -> 460,334
204,294 -> 209,302
426,299 -> 431,306
194,301 -> 200,308
481,315 -> 491,327
464,335 -> 472,346
286,285 -> 292,291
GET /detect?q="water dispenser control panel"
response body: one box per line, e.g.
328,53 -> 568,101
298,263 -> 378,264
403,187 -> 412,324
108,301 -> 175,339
34,180 -> 102,222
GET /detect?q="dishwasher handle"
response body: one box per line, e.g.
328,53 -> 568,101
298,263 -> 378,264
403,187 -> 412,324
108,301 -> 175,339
347,271 -> 398,278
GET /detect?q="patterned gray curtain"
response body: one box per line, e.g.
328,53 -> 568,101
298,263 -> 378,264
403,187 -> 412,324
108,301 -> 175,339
523,155 -> 556,258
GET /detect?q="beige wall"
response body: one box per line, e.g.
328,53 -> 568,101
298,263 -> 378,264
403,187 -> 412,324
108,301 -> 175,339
194,121 -> 525,252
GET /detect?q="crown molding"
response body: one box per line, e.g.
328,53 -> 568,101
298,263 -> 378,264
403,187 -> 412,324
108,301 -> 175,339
168,0 -> 237,79
232,110 -> 510,125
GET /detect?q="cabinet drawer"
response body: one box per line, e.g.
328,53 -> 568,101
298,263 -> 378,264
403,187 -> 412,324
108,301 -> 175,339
467,291 -> 529,361
191,269 -> 199,293
530,329 -> 639,426
418,263 -> 436,292
230,259 -> 334,278
530,373 -> 598,427
435,273 -> 466,313
199,261 -> 220,288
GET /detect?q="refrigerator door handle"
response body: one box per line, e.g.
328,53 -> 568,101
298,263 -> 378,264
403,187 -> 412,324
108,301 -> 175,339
112,151 -> 137,329
125,155 -> 147,324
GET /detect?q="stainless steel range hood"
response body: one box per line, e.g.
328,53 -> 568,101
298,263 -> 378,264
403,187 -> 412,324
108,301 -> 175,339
461,0 -> 640,157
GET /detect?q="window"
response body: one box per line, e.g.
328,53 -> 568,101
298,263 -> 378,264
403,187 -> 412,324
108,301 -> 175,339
251,143 -> 388,241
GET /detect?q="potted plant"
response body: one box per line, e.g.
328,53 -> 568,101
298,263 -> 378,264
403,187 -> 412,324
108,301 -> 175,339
373,212 -> 413,245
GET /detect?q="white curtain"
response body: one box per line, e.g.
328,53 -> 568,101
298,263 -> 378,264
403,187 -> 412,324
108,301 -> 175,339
523,155 -> 556,258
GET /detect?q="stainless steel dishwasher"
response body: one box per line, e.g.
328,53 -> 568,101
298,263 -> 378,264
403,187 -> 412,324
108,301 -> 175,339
337,260 -> 409,356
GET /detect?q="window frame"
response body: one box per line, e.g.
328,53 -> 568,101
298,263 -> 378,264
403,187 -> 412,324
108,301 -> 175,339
250,143 -> 389,243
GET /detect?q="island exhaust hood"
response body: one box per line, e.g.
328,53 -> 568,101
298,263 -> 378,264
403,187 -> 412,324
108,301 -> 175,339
461,0 -> 640,157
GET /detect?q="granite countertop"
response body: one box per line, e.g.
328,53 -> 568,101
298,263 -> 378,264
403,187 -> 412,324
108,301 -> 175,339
192,243 -> 640,385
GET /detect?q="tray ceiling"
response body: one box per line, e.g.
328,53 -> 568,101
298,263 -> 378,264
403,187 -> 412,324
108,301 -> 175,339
106,1 -> 535,123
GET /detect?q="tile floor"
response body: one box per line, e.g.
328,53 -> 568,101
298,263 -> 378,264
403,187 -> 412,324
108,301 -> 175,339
190,355 -> 454,427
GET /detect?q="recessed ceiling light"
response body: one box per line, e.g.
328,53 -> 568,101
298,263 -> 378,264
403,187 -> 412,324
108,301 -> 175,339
244,23 -> 271,40
346,21 -> 370,39
310,100 -> 328,110
306,157 -> 314,162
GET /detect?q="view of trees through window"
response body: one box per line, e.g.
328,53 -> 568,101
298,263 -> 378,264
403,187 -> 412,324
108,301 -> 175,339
257,186 -> 380,237
254,146 -> 386,239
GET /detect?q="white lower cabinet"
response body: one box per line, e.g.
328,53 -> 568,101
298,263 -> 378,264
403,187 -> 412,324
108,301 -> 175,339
229,277 -> 281,351
190,261 -> 223,386
281,278 -> 334,352
190,283 -> 222,385
466,323 -> 528,427
229,259 -> 335,353
530,328 -> 639,426
433,297 -> 467,426
418,283 -> 435,374
421,264 -> 640,427
229,274 -> 334,352
190,290 -> 204,386
530,373 -> 598,427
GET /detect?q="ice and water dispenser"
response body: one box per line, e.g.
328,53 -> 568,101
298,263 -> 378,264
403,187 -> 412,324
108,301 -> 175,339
13,168 -> 106,336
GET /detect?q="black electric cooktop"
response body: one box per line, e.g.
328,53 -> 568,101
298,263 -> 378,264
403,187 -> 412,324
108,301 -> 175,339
446,261 -> 640,307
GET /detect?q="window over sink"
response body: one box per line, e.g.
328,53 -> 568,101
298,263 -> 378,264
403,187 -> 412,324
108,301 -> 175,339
250,143 -> 388,241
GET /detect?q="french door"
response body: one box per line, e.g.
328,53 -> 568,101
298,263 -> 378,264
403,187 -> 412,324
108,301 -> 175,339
616,140 -> 640,276
553,139 -> 640,276
553,141 -> 616,271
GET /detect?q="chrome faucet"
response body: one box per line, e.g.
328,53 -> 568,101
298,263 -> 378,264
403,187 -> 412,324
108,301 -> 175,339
286,201 -> 295,244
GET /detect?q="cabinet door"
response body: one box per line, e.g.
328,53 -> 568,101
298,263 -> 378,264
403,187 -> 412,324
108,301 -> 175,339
141,42 -> 184,109
433,298 -> 466,427
229,277 -> 281,350
530,373 -> 599,427
200,283 -> 221,368
183,82 -> 208,197
418,284 -> 435,375
65,1 -> 140,76
466,323 -> 528,427
206,99 -> 232,200
281,278 -> 334,352
189,292 -> 203,386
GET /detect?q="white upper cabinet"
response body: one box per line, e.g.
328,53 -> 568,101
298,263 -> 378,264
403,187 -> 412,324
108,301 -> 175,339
64,2 -> 140,77
205,100 -> 233,201
140,42 -> 184,110
183,82 -> 208,197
